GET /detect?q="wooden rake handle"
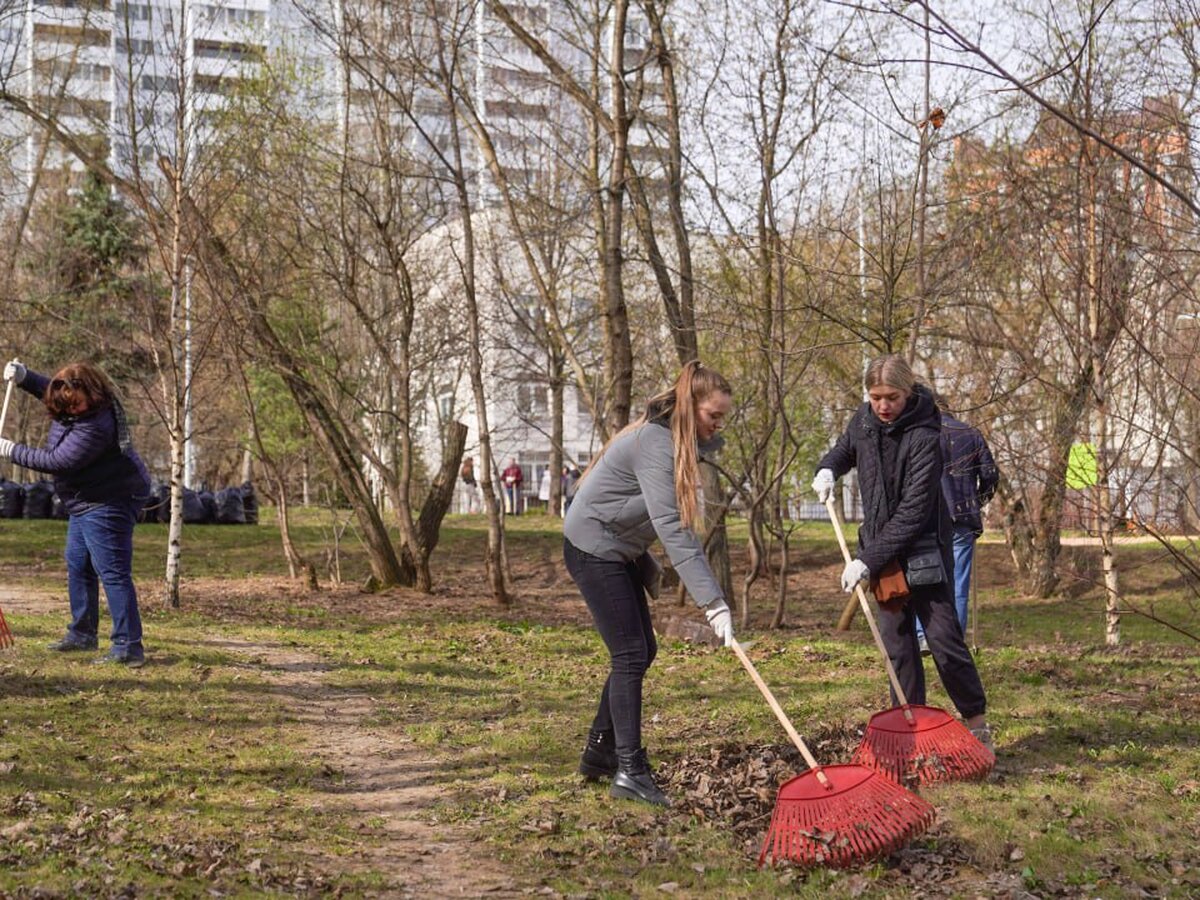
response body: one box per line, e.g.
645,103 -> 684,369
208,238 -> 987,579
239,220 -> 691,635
0,359 -> 16,436
824,497 -> 916,718
730,640 -> 830,787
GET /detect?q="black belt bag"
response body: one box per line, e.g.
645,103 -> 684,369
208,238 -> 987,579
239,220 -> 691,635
903,534 -> 945,587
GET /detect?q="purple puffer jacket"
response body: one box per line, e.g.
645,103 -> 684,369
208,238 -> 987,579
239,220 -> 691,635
11,369 -> 152,514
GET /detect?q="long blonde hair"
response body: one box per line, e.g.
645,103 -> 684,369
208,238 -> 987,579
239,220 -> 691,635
583,361 -> 732,533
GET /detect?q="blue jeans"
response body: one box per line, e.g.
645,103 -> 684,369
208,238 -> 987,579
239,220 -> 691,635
64,501 -> 143,653
916,527 -> 975,638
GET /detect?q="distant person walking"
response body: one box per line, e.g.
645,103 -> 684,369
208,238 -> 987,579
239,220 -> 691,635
812,354 -> 992,749
916,398 -> 999,651
564,360 -> 735,807
0,359 -> 151,667
562,466 -> 582,516
459,457 -> 479,514
501,458 -> 523,515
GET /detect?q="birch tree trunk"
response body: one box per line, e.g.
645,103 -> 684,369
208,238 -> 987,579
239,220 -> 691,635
163,151 -> 187,610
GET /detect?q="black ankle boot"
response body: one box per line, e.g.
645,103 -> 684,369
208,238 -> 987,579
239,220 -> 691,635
610,748 -> 669,807
579,729 -> 617,780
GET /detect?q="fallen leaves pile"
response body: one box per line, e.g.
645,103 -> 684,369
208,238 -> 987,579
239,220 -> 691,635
659,726 -> 863,855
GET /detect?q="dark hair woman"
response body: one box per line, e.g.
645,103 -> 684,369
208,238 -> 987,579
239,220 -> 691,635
563,360 -> 734,807
811,354 -> 993,749
0,359 -> 152,666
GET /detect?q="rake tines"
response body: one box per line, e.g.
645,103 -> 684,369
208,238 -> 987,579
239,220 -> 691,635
758,762 -> 936,867
851,705 -> 994,786
0,605 -> 13,649
824,497 -> 995,787
732,642 -> 934,869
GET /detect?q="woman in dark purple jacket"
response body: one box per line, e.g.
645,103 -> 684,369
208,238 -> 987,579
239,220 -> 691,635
0,360 -> 151,666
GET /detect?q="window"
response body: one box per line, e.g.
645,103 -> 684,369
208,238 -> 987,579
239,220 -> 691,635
139,74 -> 177,92
194,73 -> 237,94
516,383 -> 548,418
194,39 -> 262,62
35,0 -> 112,8
195,4 -> 266,28
33,21 -> 111,47
34,60 -> 111,85
115,36 -> 155,55
113,1 -> 152,21
35,94 -> 111,120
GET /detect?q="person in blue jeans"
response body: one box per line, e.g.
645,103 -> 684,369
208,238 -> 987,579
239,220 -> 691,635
916,396 -> 999,653
0,359 -> 151,666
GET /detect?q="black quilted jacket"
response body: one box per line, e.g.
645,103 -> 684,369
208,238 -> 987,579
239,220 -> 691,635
817,384 -> 949,575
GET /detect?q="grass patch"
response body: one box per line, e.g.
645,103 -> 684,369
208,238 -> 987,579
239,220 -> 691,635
1,514 -> 1198,896
0,611 -> 370,895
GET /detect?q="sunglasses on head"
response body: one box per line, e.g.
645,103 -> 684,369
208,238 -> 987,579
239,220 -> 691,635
51,378 -> 83,390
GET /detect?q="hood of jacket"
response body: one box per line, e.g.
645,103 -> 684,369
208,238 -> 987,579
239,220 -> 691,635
864,383 -> 940,438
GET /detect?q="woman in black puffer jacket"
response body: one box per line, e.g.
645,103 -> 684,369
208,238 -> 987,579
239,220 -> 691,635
812,355 -> 992,749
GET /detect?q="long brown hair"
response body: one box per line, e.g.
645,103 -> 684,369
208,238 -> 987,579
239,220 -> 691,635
583,361 -> 732,533
43,362 -> 117,418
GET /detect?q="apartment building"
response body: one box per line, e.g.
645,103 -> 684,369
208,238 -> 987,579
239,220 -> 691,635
0,0 -> 318,206
3,0 -> 668,201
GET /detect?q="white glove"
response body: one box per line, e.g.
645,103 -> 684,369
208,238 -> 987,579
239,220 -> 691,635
3,360 -> 25,384
841,559 -> 870,592
0,438 -> 13,461
704,599 -> 734,647
812,468 -> 836,503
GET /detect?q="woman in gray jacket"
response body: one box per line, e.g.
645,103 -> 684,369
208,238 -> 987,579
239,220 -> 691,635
563,361 -> 734,807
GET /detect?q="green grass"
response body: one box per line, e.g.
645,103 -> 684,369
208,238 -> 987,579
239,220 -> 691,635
1,512 -> 1198,896
0,612 -> 359,895
299,623 -> 1198,897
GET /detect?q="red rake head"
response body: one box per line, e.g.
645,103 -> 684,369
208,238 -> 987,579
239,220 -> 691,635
851,705 -> 994,787
758,763 -> 936,868
0,606 -> 13,650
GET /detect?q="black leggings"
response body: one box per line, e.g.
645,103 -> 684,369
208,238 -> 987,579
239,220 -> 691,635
563,538 -> 657,754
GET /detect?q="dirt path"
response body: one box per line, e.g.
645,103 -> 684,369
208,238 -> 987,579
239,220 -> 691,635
204,636 -> 526,898
1,586 -> 526,898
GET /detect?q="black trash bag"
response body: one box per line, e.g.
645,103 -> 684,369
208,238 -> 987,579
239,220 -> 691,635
182,488 -> 209,524
0,479 -> 23,518
22,481 -> 54,519
138,482 -> 167,524
50,492 -> 69,519
215,487 -> 246,525
240,481 -> 258,525
199,490 -> 217,524
156,482 -> 173,523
